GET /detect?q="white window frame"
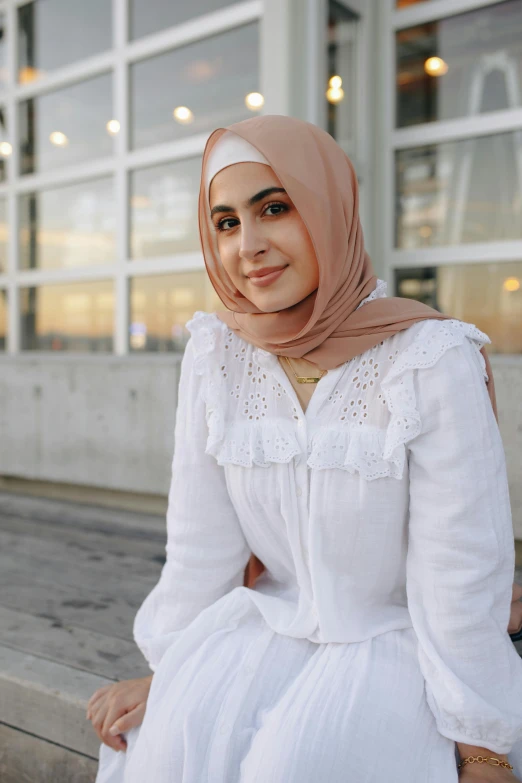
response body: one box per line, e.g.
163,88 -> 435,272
0,0 -> 265,356
383,0 -> 522,293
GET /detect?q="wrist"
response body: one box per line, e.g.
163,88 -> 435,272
457,744 -> 509,764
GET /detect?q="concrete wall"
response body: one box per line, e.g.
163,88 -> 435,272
0,354 -> 182,496
0,353 -> 521,535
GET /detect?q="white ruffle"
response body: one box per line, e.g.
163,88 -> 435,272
186,310 -> 491,481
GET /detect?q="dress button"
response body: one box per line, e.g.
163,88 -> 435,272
219,724 -> 228,735
297,419 -> 304,427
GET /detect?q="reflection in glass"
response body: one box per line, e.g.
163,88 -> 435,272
19,73 -> 113,175
130,159 -> 201,259
0,198 -> 7,272
19,178 -> 115,271
395,132 -> 522,249
130,22 -> 259,150
129,271 -> 222,352
20,280 -> 114,351
0,12 -> 7,90
130,0 -> 244,40
0,289 -> 6,350
396,1 -> 522,127
17,0 -> 112,84
395,262 -> 522,354
326,2 -> 359,160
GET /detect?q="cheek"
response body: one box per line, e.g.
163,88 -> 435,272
284,223 -> 318,286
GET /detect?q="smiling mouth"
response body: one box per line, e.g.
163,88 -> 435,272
247,265 -> 289,286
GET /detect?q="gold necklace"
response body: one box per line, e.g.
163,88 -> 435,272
282,355 -> 327,384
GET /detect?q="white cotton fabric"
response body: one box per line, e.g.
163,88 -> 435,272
95,281 -> 522,783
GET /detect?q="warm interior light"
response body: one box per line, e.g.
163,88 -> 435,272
49,131 -> 68,147
245,92 -> 264,110
106,119 -> 120,135
172,106 -> 194,124
18,66 -> 43,84
424,56 -> 449,76
0,142 -> 12,157
326,86 -> 344,104
503,277 -> 521,292
418,225 -> 433,238
329,75 -> 342,89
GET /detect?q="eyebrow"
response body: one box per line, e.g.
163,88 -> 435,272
210,187 -> 287,219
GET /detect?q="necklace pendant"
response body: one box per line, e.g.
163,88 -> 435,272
296,377 -> 320,384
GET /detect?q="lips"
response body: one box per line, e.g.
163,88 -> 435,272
247,264 -> 288,279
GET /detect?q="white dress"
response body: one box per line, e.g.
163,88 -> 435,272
96,281 -> 522,783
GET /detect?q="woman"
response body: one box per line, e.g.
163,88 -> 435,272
91,115 -> 522,782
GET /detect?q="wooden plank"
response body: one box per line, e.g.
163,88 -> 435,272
0,722 -> 98,783
0,645 -> 110,757
0,605 -> 151,681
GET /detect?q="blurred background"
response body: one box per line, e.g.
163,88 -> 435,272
0,2 -> 521,780
1,0 -> 521,525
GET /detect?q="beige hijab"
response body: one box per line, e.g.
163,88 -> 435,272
198,114 -> 498,420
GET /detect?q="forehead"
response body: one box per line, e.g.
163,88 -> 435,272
208,162 -> 281,207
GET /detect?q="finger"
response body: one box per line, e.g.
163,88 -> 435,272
87,685 -> 112,714
91,708 -> 128,753
101,703 -> 130,743
113,703 -> 146,734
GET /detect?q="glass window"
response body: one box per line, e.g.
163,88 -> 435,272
327,2 -> 359,160
395,132 -> 522,249
130,22 -> 259,150
129,271 -> 222,352
0,12 -> 7,91
20,280 -> 114,351
395,262 -> 522,354
19,73 -> 114,175
19,178 -> 115,271
0,198 -> 7,273
0,289 -> 6,350
129,0 -> 244,41
130,159 -> 201,259
396,1 -> 522,127
17,0 -> 112,84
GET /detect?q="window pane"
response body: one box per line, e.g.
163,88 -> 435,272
327,2 -> 359,160
0,198 -> 7,272
130,22 -> 259,150
396,1 -> 522,128
19,73 -> 114,175
20,280 -> 114,351
18,0 -> 112,84
129,271 -> 222,352
395,132 -> 522,249
19,178 -> 115,271
0,12 -> 7,90
395,262 -> 522,354
130,159 -> 201,259
0,289 -> 6,350
130,0 -> 244,41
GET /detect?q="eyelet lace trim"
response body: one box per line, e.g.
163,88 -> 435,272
186,311 -> 490,480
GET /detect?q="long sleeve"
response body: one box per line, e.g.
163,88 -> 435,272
406,335 -> 522,753
133,337 -> 251,672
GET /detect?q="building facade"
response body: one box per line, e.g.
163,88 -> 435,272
0,0 -> 521,528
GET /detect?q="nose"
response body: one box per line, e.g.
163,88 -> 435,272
238,218 -> 269,262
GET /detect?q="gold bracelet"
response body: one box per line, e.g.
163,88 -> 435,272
458,755 -> 514,771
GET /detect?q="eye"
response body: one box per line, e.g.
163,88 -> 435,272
215,217 -> 239,232
263,202 -> 288,216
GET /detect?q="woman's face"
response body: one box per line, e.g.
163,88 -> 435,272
208,162 -> 319,313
